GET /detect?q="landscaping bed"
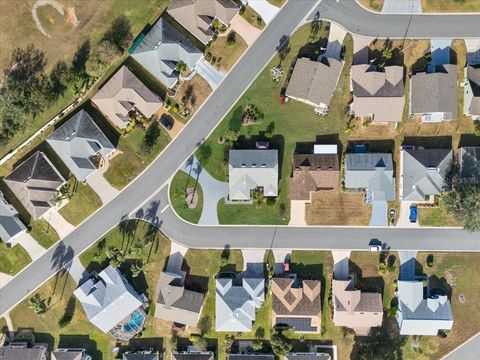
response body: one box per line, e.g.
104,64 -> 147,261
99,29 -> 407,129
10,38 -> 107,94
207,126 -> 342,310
169,171 -> 204,224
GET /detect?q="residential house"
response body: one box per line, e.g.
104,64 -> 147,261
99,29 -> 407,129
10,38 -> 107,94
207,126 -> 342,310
410,64 -> 458,122
464,65 -> 480,120
46,109 -> 115,182
216,277 -> 265,332
0,340 -> 48,360
332,276 -> 383,335
92,65 -> 163,130
228,354 -> 274,360
74,265 -> 148,340
167,0 -> 239,44
350,64 -> 405,124
228,149 -> 278,201
344,153 -> 395,226
51,348 -> 90,360
155,271 -> 205,327
3,151 -> 66,220
290,144 -> 340,201
0,191 -> 27,246
397,280 -> 453,335
286,57 -> 343,111
271,275 -> 321,333
130,18 -> 203,88
458,146 -> 480,179
123,351 -> 160,360
400,147 -> 452,201
286,353 -> 331,360
172,350 -> 214,360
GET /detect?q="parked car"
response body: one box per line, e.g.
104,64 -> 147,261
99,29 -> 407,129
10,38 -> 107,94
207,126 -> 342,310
369,244 -> 382,252
283,259 -> 290,273
159,114 -> 174,130
409,204 -> 418,223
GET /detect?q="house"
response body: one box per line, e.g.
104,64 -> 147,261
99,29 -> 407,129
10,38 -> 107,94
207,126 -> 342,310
92,65 -> 163,130
332,276 -> 383,335
400,147 -> 452,201
228,149 -> 278,201
0,343 -> 48,360
167,0 -> 239,44
396,280 -> 453,335
130,18 -> 203,88
155,271 -> 205,327
344,153 -> 395,226
216,277 -> 265,332
51,348 -> 90,360
458,146 -> 480,179
228,354 -> 274,360
46,109 -> 115,182
271,275 -> 321,333
290,144 -> 339,201
3,151 -> 66,220
464,65 -> 480,120
350,64 -> 405,124
74,265 -> 148,340
286,353 -> 331,360
0,191 -> 27,246
286,57 -> 343,111
123,351 -> 159,360
172,350 -> 214,360
410,64 -> 458,122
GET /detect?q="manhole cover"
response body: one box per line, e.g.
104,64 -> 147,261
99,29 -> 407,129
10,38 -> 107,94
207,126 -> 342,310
458,294 -> 465,303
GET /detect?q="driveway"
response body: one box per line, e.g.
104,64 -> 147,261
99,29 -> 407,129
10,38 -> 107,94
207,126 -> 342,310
289,200 -> 307,226
167,241 -> 188,275
16,233 -> 46,261
229,14 -> 262,46
466,39 -> 480,65
180,155 -> 229,225
195,59 -> 225,90
430,39 -> 452,68
381,0 -> 422,13
397,201 -> 419,228
0,272 -> 13,289
331,251 -> 350,280
87,171 -> 119,205
44,209 -> 75,239
242,0 -> 280,24
66,257 -> 89,285
369,200 -> 388,226
352,34 -> 372,65
242,249 -> 266,277
323,22 -> 347,60
272,249 -> 291,275
398,251 -> 417,281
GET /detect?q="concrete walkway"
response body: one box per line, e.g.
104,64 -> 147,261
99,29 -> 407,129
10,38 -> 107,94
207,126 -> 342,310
0,272 -> 13,289
195,59 -> 225,90
87,172 -> 119,204
66,257 -> 88,285
167,241 -> 189,274
242,0 -> 280,24
44,209 -> 75,239
229,14 -> 262,46
332,250 -> 350,280
382,0 -> 422,13
323,22 -> 347,60
16,233 -> 46,261
180,155 -> 229,225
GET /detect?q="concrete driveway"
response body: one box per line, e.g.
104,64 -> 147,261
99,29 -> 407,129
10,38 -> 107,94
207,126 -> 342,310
44,209 -> 75,239
0,272 -> 13,289
87,171 -> 119,204
195,59 -> 225,90
242,0 -> 280,24
466,39 -> 480,65
289,200 -> 307,226
381,0 -> 422,13
369,200 -> 388,226
272,249 -> 291,275
332,251 -> 350,280
229,14 -> 262,46
16,233 -> 46,261
323,22 -> 347,60
180,155 -> 229,225
66,257 -> 89,285
397,201 -> 419,228
242,249 -> 265,276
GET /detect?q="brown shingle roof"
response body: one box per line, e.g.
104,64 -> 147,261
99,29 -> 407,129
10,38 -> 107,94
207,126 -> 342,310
272,277 -> 321,316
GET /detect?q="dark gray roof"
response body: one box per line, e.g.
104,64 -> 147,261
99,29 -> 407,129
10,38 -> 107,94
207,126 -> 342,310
123,353 -> 159,360
467,65 -> 480,115
172,353 -> 214,360
0,191 -> 26,243
47,109 -> 115,181
410,64 -> 458,118
401,149 -> 452,201
352,64 -> 404,97
131,18 -> 203,87
228,355 -> 274,360
51,350 -> 83,360
0,347 -> 47,360
275,317 -> 318,332
286,354 -> 331,360
459,146 -> 480,179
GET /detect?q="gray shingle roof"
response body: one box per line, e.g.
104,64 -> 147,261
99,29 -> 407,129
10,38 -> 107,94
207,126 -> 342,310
229,150 -> 278,201
123,353 -> 159,360
228,355 -> 274,360
344,153 -> 395,201
131,18 -> 203,87
74,266 -> 143,333
172,353 -> 214,360
3,151 -> 65,220
401,149 -> 452,201
46,110 -> 115,181
410,64 -> 458,119
0,191 -> 26,244
0,347 -> 47,360
216,278 -> 265,332
286,354 -> 331,360
285,57 -> 343,107
51,350 -> 84,360
467,65 -> 480,115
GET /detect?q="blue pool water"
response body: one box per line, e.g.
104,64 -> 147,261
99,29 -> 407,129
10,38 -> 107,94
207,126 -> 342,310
123,310 -> 145,332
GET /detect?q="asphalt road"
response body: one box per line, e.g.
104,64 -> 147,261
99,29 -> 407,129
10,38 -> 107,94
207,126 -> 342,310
441,333 -> 480,360
0,0 -> 318,317
311,0 -> 480,38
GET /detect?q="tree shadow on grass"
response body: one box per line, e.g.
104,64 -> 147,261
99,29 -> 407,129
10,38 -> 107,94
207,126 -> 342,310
58,334 -> 103,360
117,337 -> 163,359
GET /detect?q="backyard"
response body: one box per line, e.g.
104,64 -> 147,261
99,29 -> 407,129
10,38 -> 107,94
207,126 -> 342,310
169,171 -> 204,224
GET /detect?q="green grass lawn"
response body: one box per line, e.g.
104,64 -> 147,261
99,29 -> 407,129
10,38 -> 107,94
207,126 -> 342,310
0,242 -> 31,276
196,23 -> 351,225
241,5 -> 265,29
169,171 -> 204,224
421,0 -> 480,12
267,0 -> 286,6
418,198 -> 462,227
103,125 -> 170,189
28,220 -> 60,249
58,177 -> 103,226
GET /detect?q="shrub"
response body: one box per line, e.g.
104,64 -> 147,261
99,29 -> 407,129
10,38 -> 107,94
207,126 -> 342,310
378,263 -> 386,274
279,203 -> 286,216
239,5 -> 246,15
205,52 -> 212,61
427,254 -> 434,267
227,31 -> 236,46
266,197 -> 276,207
252,340 -> 263,351
271,329 -> 292,356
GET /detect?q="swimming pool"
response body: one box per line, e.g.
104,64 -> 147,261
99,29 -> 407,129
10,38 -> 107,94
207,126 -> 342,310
123,310 -> 145,333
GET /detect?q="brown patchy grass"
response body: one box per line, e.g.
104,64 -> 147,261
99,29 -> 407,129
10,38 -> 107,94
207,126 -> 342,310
267,0 -> 286,6
421,0 -> 480,12
402,253 -> 480,359
241,5 -> 265,29
306,191 -> 372,226
207,31 -> 248,72
173,74 -> 212,115
357,0 -> 385,12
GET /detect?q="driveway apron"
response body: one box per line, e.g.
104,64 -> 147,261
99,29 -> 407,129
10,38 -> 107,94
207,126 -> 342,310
382,0 -> 422,13
195,59 -> 225,90
229,14 -> 262,46
242,0 -> 280,24
15,233 -> 47,261
44,209 -> 75,239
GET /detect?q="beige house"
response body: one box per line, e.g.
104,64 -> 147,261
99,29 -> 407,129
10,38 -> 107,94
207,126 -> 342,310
92,66 -> 163,130
332,276 -> 383,335
272,277 -> 321,333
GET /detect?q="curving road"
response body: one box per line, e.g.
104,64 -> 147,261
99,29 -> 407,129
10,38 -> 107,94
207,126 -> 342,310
2,0 -> 480,317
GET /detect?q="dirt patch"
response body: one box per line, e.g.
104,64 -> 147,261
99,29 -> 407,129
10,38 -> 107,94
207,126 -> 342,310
173,74 -> 212,115
186,188 -> 198,209
65,7 -> 79,26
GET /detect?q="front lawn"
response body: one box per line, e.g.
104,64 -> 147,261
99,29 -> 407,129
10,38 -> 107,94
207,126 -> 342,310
29,220 -> 59,249
241,5 -> 265,29
0,242 -> 31,276
421,0 -> 480,12
103,125 -> 170,189
357,0 -> 384,11
418,198 -> 462,227
58,178 -> 103,226
207,31 -> 248,72
169,171 -> 204,224
217,199 -> 288,225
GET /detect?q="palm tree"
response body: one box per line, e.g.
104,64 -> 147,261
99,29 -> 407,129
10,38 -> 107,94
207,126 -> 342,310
344,121 -> 356,137
129,241 -> 143,258
131,260 -> 146,278
252,188 -> 265,209
28,294 -> 46,314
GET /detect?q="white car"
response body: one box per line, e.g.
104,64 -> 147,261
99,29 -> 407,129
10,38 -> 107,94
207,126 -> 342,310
369,245 -> 382,252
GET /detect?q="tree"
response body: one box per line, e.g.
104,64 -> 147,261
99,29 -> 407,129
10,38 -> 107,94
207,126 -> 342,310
252,340 -> 263,351
97,40 -> 122,65
105,246 -> 125,268
129,241 -> 143,257
197,315 -> 212,335
85,56 -> 105,78
444,178 -> 480,231
176,61 -> 187,75
28,294 -> 47,314
72,40 -> 91,77
252,188 -> 265,209
270,330 -> 292,356
131,260 -> 146,277
382,48 -> 393,61
344,121 -> 356,137
103,15 -> 133,50
0,89 -> 27,143
48,60 -> 69,100
355,319 -> 406,360
227,31 -> 236,46
141,121 -> 161,154
223,129 -> 239,144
